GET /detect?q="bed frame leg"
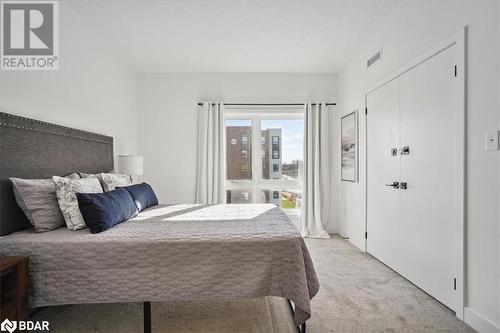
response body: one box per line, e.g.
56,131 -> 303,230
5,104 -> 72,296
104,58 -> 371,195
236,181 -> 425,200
287,299 -> 307,333
144,301 -> 151,333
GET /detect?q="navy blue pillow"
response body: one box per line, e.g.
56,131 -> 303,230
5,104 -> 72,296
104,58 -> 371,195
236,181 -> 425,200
76,188 -> 138,234
121,183 -> 158,212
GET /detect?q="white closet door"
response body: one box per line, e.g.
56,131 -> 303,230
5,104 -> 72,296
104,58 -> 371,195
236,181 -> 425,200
366,79 -> 401,269
398,45 -> 459,310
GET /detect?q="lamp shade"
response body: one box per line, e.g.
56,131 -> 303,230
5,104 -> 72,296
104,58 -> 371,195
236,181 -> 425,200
118,155 -> 143,175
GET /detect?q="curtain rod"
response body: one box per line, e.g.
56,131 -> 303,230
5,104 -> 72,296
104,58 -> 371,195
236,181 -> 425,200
197,102 -> 336,106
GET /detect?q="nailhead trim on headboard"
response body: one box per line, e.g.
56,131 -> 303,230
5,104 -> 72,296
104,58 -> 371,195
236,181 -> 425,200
0,112 -> 113,145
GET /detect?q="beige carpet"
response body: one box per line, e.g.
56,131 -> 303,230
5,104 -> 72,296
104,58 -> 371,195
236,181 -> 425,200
304,236 -> 473,332
31,236 -> 474,332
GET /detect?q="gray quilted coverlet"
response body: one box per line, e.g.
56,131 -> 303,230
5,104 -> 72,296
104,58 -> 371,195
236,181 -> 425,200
0,204 -> 319,325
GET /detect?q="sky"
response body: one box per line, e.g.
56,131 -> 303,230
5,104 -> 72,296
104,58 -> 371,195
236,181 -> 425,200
225,119 -> 304,163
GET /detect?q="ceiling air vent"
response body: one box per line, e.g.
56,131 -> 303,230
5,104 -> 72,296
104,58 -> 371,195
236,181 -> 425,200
367,50 -> 382,68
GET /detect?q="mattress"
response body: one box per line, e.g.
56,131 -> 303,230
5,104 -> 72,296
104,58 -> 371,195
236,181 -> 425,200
0,203 -> 319,325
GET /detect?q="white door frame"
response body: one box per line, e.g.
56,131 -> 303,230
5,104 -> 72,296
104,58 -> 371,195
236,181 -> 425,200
364,27 -> 466,319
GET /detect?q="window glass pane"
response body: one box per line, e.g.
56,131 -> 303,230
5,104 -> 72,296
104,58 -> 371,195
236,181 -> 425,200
226,189 -> 252,204
261,119 -> 303,180
225,116 -> 305,213
226,119 -> 252,180
260,189 -> 302,225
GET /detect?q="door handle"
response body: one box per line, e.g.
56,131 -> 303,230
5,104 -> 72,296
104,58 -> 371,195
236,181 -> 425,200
385,181 -> 400,189
400,182 -> 407,190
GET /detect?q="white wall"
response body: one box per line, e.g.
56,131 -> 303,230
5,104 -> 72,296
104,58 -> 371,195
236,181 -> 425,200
137,73 -> 338,231
0,2 -> 138,167
337,0 -> 499,330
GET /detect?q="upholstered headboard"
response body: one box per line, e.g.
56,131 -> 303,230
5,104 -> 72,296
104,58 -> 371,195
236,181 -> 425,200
0,112 -> 113,236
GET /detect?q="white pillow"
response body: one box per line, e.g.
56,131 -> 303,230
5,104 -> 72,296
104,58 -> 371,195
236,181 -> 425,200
53,176 -> 103,230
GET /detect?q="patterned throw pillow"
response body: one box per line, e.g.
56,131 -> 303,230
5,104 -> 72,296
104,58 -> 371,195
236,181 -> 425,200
64,172 -> 81,180
53,176 -> 103,230
100,173 -> 132,191
79,172 -> 132,192
78,172 -> 105,189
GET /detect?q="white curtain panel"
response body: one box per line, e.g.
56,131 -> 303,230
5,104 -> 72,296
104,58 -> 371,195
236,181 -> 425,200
195,102 -> 225,204
300,103 -> 331,238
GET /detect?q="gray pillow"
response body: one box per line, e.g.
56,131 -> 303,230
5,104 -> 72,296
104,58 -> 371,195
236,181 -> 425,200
10,178 -> 66,232
53,176 -> 103,231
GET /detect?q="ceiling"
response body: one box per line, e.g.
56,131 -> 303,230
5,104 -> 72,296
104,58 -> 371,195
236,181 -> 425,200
70,0 -> 399,73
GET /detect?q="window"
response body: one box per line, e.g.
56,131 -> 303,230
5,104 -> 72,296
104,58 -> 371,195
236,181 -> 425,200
271,136 -> 280,159
225,113 -> 304,224
225,119 -> 252,180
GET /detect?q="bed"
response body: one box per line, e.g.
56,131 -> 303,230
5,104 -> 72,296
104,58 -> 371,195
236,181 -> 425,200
0,112 -> 319,332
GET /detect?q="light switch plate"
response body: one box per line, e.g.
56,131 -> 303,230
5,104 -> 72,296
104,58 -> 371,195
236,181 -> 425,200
485,130 -> 499,151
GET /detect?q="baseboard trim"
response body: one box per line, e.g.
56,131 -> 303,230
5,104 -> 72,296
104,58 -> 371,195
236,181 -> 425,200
464,307 -> 500,333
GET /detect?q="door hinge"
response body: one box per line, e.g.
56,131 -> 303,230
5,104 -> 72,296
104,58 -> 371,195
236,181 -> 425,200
365,107 -> 368,115
453,278 -> 457,290
365,231 -> 368,239
454,65 -> 457,77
